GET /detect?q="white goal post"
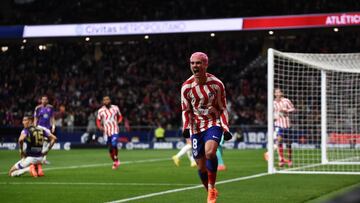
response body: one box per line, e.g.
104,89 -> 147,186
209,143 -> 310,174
268,48 -> 360,175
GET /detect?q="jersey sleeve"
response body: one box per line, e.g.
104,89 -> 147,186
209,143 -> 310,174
216,81 -> 230,132
21,129 -> 29,137
42,128 -> 50,137
181,85 -> 192,131
285,99 -> 295,113
34,106 -> 39,117
116,106 -> 123,123
96,110 -> 102,120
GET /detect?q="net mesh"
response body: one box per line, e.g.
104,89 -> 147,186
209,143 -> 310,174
271,50 -> 360,174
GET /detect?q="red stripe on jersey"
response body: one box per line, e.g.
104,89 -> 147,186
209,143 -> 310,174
98,105 -> 122,136
274,97 -> 294,128
191,87 -> 201,133
182,87 -> 193,130
206,84 -> 218,127
199,85 -> 210,131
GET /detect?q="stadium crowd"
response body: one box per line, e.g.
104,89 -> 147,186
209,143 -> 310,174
1,31 -> 360,129
0,35 -> 263,128
1,0 -> 360,25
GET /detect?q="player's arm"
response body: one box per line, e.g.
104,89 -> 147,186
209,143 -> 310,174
96,111 -> 104,131
33,107 -> 39,126
42,130 -> 57,156
50,107 -> 56,133
181,85 -> 192,138
117,107 -> 123,124
216,82 -> 232,141
18,132 -> 27,158
282,99 -> 295,113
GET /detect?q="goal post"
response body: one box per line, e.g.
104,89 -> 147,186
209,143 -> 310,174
267,48 -> 360,175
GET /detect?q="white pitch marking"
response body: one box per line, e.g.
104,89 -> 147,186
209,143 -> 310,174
0,182 -> 196,187
106,173 -> 269,203
0,158 -> 170,175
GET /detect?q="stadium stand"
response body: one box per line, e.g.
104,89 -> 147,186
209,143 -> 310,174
1,31 -> 360,128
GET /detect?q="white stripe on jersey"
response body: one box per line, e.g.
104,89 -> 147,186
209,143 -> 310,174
97,105 -> 121,137
274,97 -> 295,128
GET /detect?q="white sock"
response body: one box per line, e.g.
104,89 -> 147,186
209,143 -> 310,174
176,144 -> 192,158
11,167 -> 30,177
186,150 -> 195,163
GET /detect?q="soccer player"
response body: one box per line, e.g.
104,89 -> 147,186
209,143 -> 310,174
9,115 -> 57,177
34,95 -> 55,164
172,138 -> 197,167
274,88 -> 295,167
96,96 -> 123,169
181,52 -> 232,203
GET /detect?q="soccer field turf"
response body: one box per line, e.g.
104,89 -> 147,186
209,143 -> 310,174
1,149 -> 360,203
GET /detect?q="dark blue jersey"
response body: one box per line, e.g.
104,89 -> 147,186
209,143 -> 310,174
21,126 -> 49,157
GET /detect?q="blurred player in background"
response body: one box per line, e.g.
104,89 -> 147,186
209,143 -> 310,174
216,136 -> 226,171
273,88 -> 295,167
9,115 -> 57,177
96,96 -> 123,170
34,95 -> 55,164
181,52 -> 232,203
172,138 -> 197,167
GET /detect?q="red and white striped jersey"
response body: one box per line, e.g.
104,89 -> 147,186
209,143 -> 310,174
181,73 -> 229,135
97,105 -> 122,137
274,97 -> 295,128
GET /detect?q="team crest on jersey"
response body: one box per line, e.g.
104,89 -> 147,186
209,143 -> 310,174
208,92 -> 215,99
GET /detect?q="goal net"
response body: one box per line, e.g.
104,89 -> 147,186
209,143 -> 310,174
267,48 -> 360,174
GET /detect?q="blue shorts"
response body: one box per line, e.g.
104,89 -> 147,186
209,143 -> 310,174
107,134 -> 119,147
191,126 -> 222,159
275,127 -> 291,143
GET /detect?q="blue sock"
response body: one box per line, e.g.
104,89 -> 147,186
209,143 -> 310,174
206,156 -> 218,173
198,170 -> 208,190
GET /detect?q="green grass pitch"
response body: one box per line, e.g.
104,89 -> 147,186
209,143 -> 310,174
1,149 -> 360,203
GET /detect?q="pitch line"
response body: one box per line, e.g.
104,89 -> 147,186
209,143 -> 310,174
105,172 -> 269,203
0,158 -> 170,175
0,182 -> 196,187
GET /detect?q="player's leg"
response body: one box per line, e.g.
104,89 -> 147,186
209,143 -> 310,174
204,127 -> 222,203
38,126 -> 51,165
217,136 -> 226,171
110,134 -> 120,169
185,138 -> 196,167
276,127 -> 286,167
8,159 -> 29,177
172,143 -> 191,166
285,129 -> 293,166
186,149 -> 197,167
191,133 -> 208,190
9,157 -> 41,177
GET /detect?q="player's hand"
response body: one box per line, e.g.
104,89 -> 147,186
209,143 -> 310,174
223,131 -> 233,141
182,129 -> 190,138
51,126 -> 56,134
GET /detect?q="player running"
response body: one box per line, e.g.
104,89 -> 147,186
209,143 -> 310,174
172,138 -> 197,167
181,52 -> 232,203
273,88 -> 295,167
96,96 -> 123,170
34,95 -> 55,164
9,115 -> 57,177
